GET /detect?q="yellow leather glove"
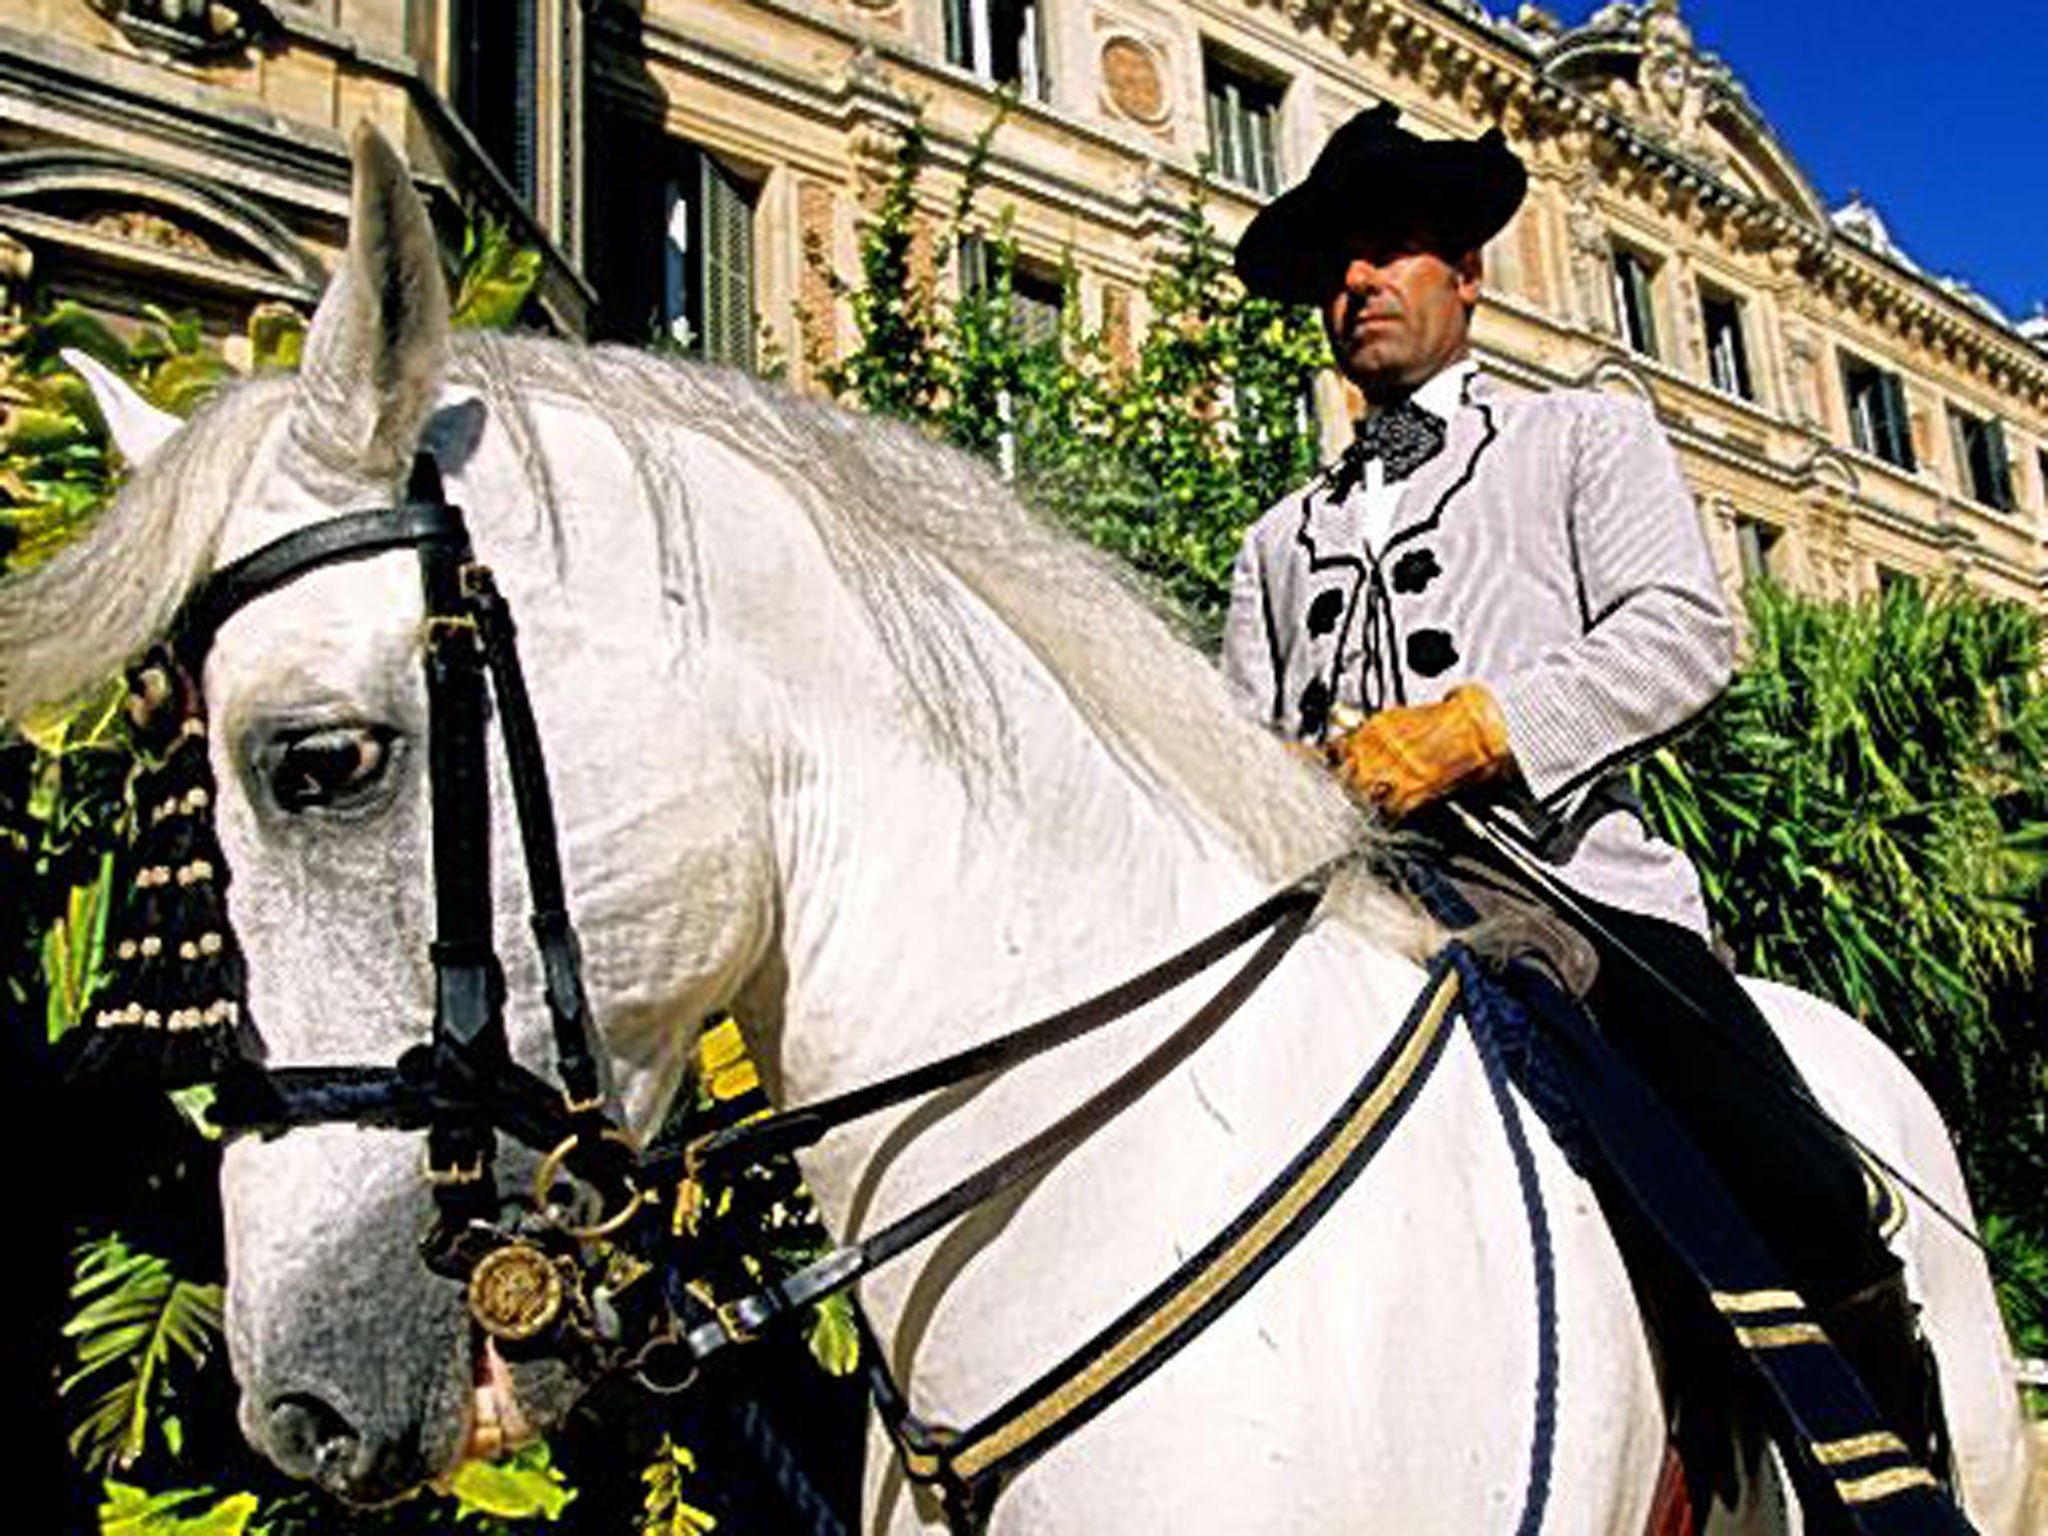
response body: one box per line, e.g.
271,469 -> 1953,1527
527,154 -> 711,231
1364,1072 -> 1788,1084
1326,683 -> 1512,819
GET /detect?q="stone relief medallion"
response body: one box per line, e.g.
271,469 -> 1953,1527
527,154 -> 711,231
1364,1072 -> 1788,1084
1100,35 -> 1170,126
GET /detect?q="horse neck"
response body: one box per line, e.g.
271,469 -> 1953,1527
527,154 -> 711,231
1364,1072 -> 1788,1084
721,517 -> 1443,1409
758,591 -> 1277,1113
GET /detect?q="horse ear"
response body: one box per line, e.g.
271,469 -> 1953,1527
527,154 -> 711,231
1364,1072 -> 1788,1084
62,348 -> 183,470
292,122 -> 450,481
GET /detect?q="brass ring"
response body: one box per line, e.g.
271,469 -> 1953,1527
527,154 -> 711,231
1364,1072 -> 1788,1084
531,1128 -> 647,1241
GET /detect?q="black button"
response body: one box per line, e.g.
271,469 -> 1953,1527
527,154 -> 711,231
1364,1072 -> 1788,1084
1392,547 -> 1441,595
1307,589 -> 1346,636
1406,630 -> 1459,677
1298,678 -> 1333,737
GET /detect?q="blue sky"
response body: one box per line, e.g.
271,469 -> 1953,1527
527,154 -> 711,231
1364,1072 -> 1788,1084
1494,1 -> 2046,323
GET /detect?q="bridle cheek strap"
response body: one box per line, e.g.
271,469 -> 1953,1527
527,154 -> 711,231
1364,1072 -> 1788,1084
83,451 -> 629,1245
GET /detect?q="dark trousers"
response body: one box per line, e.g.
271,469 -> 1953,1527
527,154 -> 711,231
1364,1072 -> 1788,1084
1576,896 -> 1896,1309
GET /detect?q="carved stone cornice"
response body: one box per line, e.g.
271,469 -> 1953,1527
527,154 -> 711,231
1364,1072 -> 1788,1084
89,0 -> 282,63
1804,239 -> 2048,409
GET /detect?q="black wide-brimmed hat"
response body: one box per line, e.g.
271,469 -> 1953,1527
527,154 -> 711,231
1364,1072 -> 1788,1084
1234,103 -> 1527,305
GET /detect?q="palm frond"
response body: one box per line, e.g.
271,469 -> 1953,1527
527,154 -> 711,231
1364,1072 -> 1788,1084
62,1235 -> 223,1471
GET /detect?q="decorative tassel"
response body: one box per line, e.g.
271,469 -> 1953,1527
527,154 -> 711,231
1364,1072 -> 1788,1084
67,646 -> 262,1089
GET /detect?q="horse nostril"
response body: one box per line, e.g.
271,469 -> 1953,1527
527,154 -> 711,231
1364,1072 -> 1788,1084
268,1392 -> 361,1485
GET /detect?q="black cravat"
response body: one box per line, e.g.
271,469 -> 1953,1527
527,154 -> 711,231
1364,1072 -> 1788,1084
1332,397 -> 1448,496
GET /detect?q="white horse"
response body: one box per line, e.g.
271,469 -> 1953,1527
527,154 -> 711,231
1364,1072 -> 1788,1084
5,126 -> 2036,1533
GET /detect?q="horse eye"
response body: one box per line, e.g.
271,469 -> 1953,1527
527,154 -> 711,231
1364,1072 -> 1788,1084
264,725 -> 398,813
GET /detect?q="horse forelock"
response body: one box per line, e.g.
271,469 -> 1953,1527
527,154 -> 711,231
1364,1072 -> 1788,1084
440,339 -> 1425,951
0,377 -> 296,723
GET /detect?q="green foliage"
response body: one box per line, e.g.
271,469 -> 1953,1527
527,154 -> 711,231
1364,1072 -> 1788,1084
1639,581 -> 2048,1115
43,849 -> 114,1042
811,114 -> 1325,642
452,216 -> 544,332
809,112 -> 953,421
1983,1213 -> 2048,1364
806,1290 -> 862,1378
1639,578 -> 2048,1346
640,1438 -> 719,1536
101,1481 -> 259,1536
63,1236 -> 225,1472
447,1443 -> 576,1524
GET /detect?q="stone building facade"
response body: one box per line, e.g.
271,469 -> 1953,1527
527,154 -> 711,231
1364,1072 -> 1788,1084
4,0 -> 2045,605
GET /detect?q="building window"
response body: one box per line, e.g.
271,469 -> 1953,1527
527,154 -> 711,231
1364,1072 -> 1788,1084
663,148 -> 757,369
1734,515 -> 1780,585
960,234 -> 1067,347
1610,246 -> 1660,359
1947,406 -> 2014,511
1010,265 -> 1065,348
1877,565 -> 1918,601
1204,52 -> 1284,196
452,0 -> 542,205
1839,352 -> 1915,471
1700,286 -> 1753,400
944,0 -> 1046,98
2038,448 -> 2048,511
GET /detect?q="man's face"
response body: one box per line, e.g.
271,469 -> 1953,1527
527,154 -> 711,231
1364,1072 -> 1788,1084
1321,234 -> 1482,402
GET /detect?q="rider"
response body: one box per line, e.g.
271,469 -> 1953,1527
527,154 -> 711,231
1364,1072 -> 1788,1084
1220,103 -> 1940,1499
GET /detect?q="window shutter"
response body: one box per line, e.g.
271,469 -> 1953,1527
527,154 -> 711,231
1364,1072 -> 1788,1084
960,232 -> 989,297
1208,81 -> 1236,183
1881,371 -> 1914,470
1840,356 -> 1867,453
1985,417 -> 2013,510
511,0 -> 540,205
698,156 -> 756,370
1248,96 -> 1277,194
943,0 -> 977,71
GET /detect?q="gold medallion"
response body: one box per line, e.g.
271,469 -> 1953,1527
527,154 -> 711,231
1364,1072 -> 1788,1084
467,1242 -> 564,1342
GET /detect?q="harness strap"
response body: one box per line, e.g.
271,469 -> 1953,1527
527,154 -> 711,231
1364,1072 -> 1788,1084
682,859 -> 1345,1179
172,499 -> 467,667
462,564 -> 607,1116
412,458 -> 507,1229
675,879 -> 1332,1360
885,950 -> 1466,1526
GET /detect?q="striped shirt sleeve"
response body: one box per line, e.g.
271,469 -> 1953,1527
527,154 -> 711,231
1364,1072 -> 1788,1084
1490,395 -> 1735,811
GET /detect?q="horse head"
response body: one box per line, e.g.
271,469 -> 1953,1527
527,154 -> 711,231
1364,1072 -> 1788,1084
10,126 -> 779,1501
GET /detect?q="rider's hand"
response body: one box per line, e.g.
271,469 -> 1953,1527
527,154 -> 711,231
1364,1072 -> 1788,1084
1326,684 -> 1511,820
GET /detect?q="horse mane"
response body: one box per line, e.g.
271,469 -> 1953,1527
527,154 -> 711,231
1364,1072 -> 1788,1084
0,377 -> 296,722
0,336 -> 1426,951
447,338 -> 1422,947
